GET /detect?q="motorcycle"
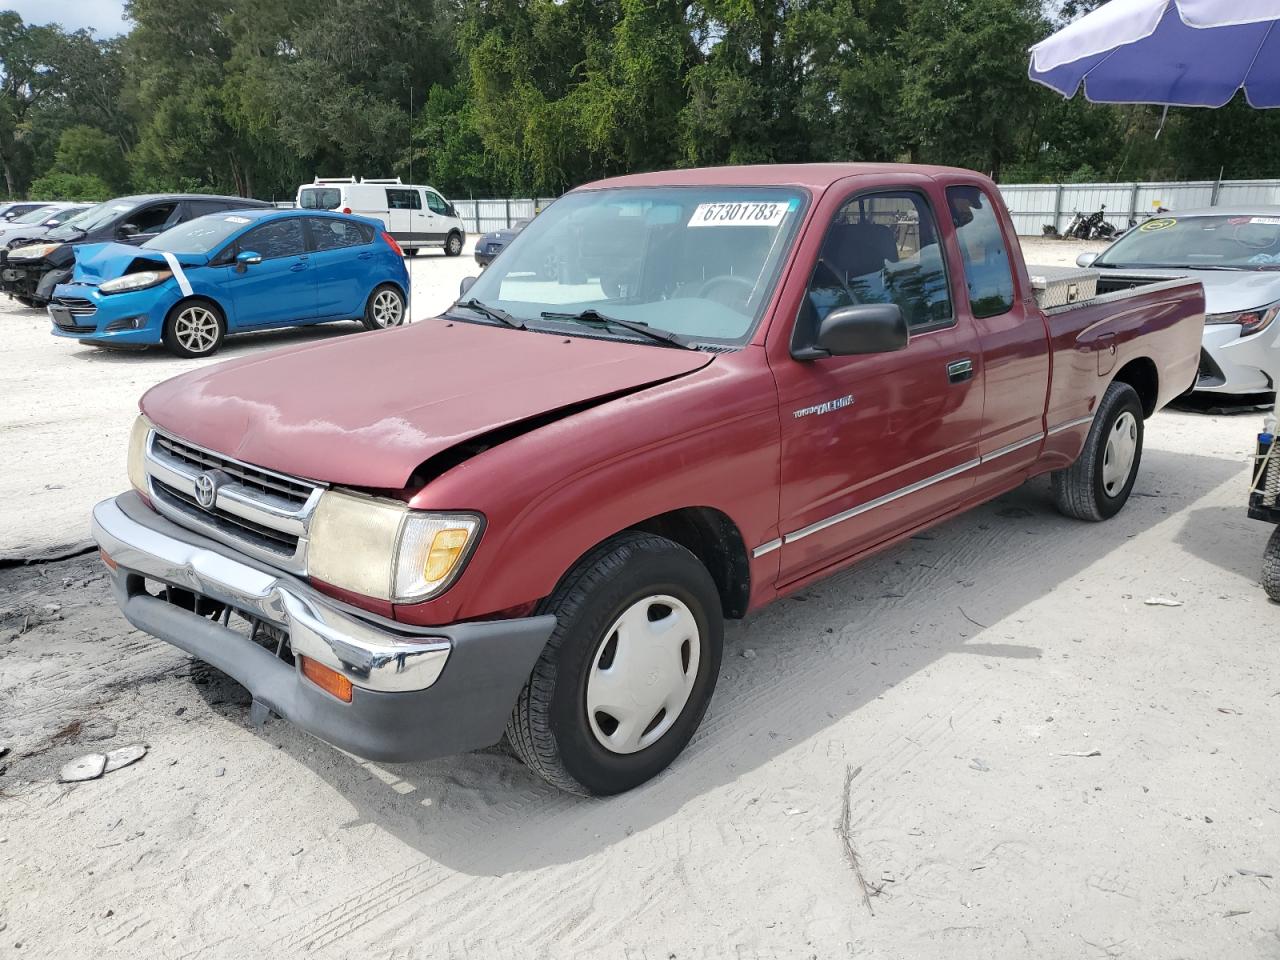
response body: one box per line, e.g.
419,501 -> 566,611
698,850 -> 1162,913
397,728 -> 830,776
1064,204 -> 1119,241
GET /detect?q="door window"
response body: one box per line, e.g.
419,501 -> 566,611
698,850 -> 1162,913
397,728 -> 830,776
801,191 -> 952,335
239,218 -> 306,260
946,186 -> 1015,318
387,189 -> 421,210
130,202 -> 180,235
424,191 -> 449,215
299,188 -> 341,210
308,218 -> 373,251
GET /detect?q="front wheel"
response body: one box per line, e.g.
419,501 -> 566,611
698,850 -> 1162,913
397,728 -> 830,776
361,284 -> 406,330
162,300 -> 226,358
1052,380 -> 1144,521
507,532 -> 723,796
444,232 -> 464,257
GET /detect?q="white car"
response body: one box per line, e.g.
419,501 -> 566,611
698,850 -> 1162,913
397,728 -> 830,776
1081,206 -> 1280,396
295,177 -> 466,257
0,202 -> 91,248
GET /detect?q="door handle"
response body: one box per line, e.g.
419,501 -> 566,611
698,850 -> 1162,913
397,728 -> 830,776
358,252 -> 374,260
290,261 -> 307,272
947,358 -> 974,384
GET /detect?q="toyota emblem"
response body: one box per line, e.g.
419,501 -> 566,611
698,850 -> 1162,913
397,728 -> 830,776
194,472 -> 219,510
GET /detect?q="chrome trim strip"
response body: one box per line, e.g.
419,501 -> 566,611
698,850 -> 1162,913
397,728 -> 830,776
784,458 -> 983,545
1047,414 -> 1096,436
980,432 -> 1045,464
93,496 -> 450,693
752,538 -> 782,558
150,427 -> 328,490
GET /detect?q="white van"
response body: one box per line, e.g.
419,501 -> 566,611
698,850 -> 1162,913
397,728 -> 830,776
295,177 -> 467,257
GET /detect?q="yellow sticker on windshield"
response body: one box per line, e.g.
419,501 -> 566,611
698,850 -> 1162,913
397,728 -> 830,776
1139,217 -> 1177,232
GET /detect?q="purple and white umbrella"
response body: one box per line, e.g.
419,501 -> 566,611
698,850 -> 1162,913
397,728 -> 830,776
1029,0 -> 1280,107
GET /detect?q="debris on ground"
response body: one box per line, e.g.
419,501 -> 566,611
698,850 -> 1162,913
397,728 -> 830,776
59,754 -> 107,782
969,758 -> 990,772
1058,750 -> 1102,758
1144,597 -> 1183,607
1236,867 -> 1272,878
103,745 -> 147,773
741,649 -> 756,660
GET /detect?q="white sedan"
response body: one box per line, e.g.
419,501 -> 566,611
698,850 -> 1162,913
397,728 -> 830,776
1081,207 -> 1280,396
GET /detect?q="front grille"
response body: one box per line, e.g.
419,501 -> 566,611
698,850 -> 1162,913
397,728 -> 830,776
153,433 -> 316,508
51,296 -> 96,317
151,477 -> 301,557
53,321 -> 96,333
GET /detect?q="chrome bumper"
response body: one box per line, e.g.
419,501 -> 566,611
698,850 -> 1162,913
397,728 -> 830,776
91,491 -> 556,763
93,493 -> 448,693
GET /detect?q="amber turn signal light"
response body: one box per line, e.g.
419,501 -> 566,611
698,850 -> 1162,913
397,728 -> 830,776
300,656 -> 353,703
100,548 -> 118,571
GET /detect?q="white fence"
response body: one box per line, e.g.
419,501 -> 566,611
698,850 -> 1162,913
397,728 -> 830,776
451,181 -> 1280,236
452,198 -> 557,234
998,179 -> 1280,236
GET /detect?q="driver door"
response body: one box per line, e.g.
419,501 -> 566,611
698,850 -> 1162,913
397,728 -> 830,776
772,188 -> 985,585
118,201 -> 181,245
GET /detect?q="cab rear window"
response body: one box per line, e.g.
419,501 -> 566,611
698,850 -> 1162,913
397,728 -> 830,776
299,188 -> 341,211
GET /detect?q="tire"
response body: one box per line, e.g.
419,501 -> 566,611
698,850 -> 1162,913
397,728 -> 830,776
1262,527 -> 1280,603
361,283 -> 406,330
1052,380 -> 1144,521
444,231 -> 464,257
507,532 -> 724,796
162,299 -> 226,358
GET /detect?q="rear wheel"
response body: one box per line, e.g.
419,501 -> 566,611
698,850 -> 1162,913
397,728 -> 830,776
162,300 -> 226,358
1052,380 -> 1144,521
445,231 -> 464,257
361,284 -> 406,330
1262,527 -> 1280,603
507,532 -> 723,796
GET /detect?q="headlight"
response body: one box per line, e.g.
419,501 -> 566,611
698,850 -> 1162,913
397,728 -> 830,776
1205,300 -> 1280,336
127,414 -> 153,492
10,242 -> 60,259
100,270 -> 173,295
307,490 -> 482,603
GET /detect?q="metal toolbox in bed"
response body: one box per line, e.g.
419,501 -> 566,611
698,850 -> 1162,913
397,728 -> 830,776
1026,265 -> 1099,309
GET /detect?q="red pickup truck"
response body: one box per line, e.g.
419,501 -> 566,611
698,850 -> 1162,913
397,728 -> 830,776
92,164 -> 1204,795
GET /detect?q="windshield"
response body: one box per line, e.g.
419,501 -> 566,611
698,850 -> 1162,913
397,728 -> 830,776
142,213 -> 255,255
299,187 -> 341,210
11,205 -> 56,225
458,186 -> 807,346
1097,215 -> 1280,269
47,200 -> 134,240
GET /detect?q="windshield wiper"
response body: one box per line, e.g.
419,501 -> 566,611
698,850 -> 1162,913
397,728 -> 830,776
539,308 -> 696,350
1163,264 -> 1243,271
451,298 -> 525,329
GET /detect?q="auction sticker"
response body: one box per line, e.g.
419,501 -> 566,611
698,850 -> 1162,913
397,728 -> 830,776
224,215 -> 251,224
1250,216 -> 1280,225
690,201 -> 790,227
1140,217 -> 1177,232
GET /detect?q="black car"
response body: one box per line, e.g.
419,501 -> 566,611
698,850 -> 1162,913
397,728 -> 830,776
0,193 -> 272,306
474,218 -> 532,267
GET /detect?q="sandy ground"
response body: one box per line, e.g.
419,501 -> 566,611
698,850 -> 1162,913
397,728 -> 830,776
3,236 -> 1279,959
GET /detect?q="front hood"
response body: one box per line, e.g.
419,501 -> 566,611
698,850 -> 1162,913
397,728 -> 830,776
72,242 -> 204,284
1104,266 -> 1280,313
141,320 -> 715,489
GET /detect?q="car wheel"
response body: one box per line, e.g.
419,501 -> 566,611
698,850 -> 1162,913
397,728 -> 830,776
537,250 -> 560,281
506,532 -> 723,796
1052,380 -> 1144,521
445,231 -> 464,257
361,283 -> 406,330
1262,527 -> 1280,603
162,300 -> 226,359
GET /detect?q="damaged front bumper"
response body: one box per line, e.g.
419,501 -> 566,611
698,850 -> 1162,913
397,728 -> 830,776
92,491 -> 555,763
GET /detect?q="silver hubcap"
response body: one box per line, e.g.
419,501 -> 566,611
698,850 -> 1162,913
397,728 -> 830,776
1102,411 -> 1138,497
371,289 -> 403,327
585,594 -> 701,755
174,306 -> 219,353
449,235 -> 461,254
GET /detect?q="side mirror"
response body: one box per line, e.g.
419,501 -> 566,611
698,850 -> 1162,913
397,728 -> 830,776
235,250 -> 263,272
117,222 -> 140,239
799,303 -> 909,359
1076,252 -> 1099,268
459,276 -> 477,296
446,204 -> 457,218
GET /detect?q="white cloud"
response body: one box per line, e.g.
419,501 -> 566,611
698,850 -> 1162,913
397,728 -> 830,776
7,0 -> 129,36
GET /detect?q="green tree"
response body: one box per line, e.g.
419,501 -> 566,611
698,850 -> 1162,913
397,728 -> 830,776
27,170 -> 111,200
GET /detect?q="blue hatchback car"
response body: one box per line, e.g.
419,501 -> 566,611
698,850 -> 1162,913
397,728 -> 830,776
48,209 -> 410,357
